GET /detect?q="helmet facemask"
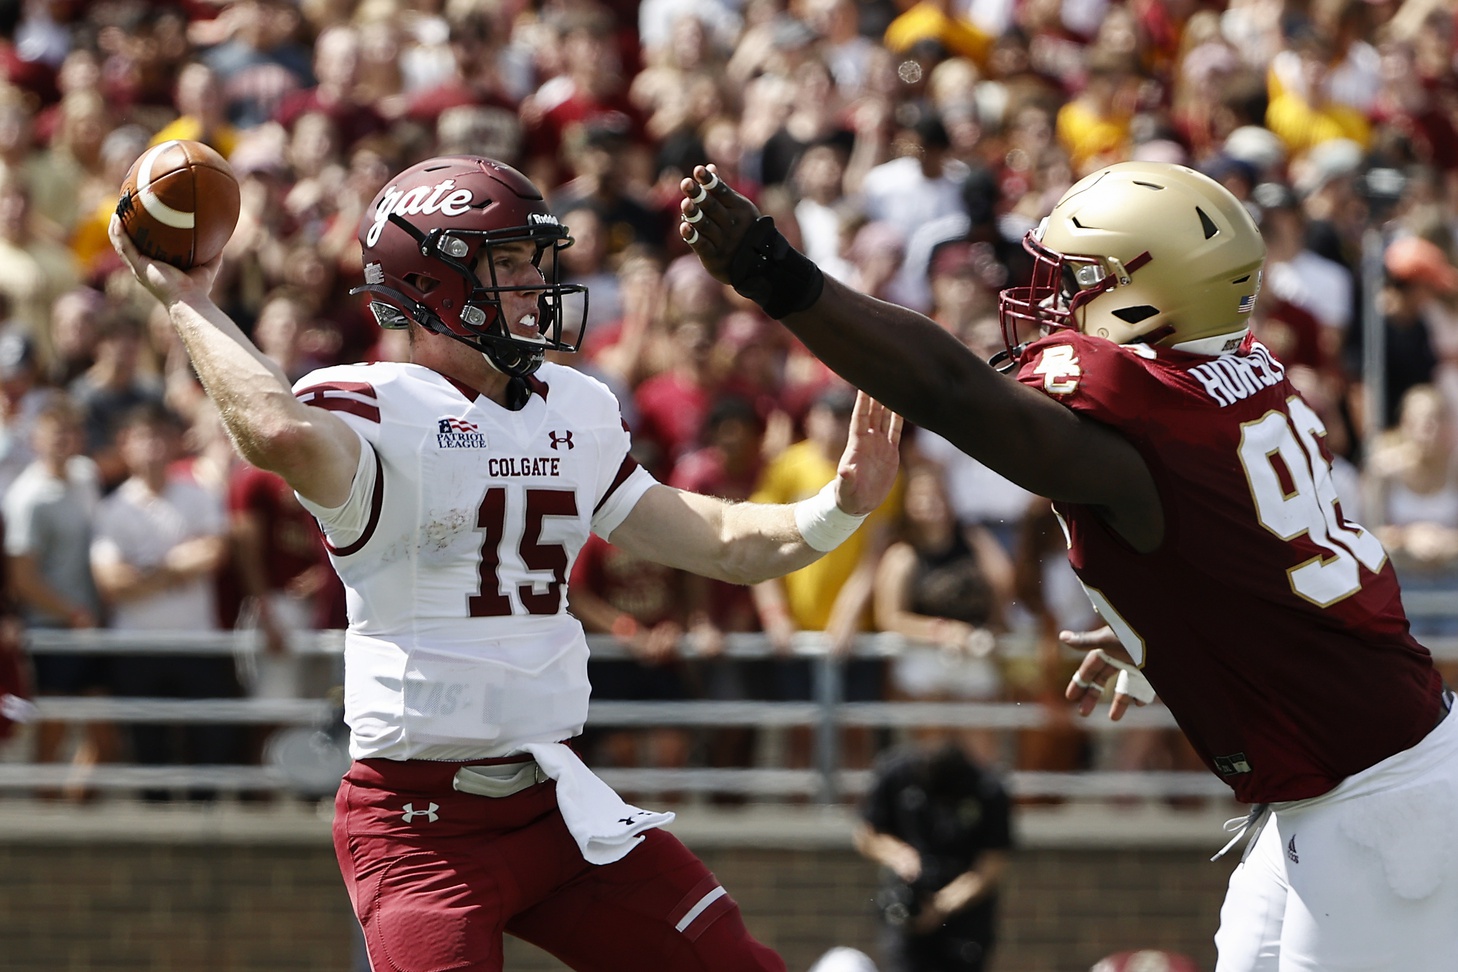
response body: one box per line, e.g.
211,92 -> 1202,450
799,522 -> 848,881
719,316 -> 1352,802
996,230 -> 1154,370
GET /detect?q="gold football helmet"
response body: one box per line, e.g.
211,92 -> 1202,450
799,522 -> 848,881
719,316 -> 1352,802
998,161 -> 1266,363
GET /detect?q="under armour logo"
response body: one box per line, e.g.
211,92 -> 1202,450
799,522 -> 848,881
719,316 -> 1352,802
401,802 -> 440,823
1287,835 -> 1299,863
549,430 -> 574,450
619,812 -> 644,826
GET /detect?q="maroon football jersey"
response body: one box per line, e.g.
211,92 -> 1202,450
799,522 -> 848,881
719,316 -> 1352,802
228,464 -> 329,590
1017,331 -> 1443,803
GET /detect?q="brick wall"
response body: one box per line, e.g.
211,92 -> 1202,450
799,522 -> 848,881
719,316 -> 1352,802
0,828 -> 1233,972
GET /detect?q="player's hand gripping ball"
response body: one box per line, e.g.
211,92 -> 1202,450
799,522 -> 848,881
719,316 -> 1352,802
115,139 -> 240,270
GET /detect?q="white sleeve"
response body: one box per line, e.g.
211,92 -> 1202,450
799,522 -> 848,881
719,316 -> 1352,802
591,461 -> 658,541
90,501 -> 124,568
1,485 -> 31,555
296,431 -> 376,550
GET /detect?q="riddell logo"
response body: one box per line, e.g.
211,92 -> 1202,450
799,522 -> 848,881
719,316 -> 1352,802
367,179 -> 475,247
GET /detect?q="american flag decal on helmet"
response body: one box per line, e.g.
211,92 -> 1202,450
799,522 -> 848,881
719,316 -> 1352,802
1237,269 -> 1262,315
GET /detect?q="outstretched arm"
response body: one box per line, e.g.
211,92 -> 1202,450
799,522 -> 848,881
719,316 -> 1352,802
109,217 -> 359,508
677,165 -> 1158,534
609,391 -> 903,583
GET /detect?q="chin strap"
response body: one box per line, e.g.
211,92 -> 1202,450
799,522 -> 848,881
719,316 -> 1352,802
504,376 -> 533,410
987,344 -> 1026,374
478,334 -> 544,380
350,284 -> 431,330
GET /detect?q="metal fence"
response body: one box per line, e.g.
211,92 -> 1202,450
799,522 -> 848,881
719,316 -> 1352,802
8,608 -> 1456,804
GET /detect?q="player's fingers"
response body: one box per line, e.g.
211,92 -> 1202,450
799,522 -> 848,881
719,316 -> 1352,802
679,209 -> 720,253
850,389 -> 872,432
1066,651 -> 1116,715
1109,694 -> 1128,721
1110,691 -> 1149,722
868,398 -> 899,445
678,197 -> 724,253
1109,693 -> 1136,721
685,167 -> 721,205
1065,670 -> 1102,713
1059,625 -> 1118,648
679,171 -> 718,212
682,165 -> 737,232
108,214 -> 136,260
863,396 -> 886,440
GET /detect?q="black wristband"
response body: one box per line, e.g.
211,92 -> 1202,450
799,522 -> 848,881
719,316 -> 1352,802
727,216 -> 825,320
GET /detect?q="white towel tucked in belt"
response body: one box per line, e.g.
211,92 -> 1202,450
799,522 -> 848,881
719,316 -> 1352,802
520,742 -> 675,865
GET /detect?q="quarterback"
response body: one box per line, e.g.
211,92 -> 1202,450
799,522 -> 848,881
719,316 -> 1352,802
111,155 -> 901,972
681,160 -> 1457,971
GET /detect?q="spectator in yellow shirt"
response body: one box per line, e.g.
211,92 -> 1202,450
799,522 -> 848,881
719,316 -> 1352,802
1055,52 -> 1135,175
1264,24 -> 1371,157
883,0 -> 992,69
149,62 -> 240,161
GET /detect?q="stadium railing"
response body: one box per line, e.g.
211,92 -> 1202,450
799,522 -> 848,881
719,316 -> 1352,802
7,604 -> 1456,804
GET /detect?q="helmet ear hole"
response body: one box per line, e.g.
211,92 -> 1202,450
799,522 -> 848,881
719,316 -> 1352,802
404,273 -> 440,294
1112,305 -> 1159,325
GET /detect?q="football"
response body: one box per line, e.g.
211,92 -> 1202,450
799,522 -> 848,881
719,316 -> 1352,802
116,139 -> 240,270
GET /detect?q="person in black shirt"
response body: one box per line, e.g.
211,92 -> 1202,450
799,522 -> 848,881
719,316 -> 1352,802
855,739 -> 1013,972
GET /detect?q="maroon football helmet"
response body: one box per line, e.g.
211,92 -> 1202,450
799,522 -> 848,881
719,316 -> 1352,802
352,156 -> 588,378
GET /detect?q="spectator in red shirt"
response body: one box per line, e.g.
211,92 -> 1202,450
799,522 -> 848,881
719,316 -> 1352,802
522,6 -> 653,191
228,461 -> 339,701
273,24 -> 386,154
633,317 -> 720,479
669,394 -> 770,639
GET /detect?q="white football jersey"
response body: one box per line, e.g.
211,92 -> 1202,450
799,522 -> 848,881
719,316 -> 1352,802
292,361 -> 656,760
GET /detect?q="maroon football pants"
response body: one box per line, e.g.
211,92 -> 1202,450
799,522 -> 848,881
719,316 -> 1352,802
333,758 -> 787,972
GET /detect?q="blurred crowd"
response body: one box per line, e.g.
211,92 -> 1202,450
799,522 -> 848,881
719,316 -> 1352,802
2,0 -> 1458,800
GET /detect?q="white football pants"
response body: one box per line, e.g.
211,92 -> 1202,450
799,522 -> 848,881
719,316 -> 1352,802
1214,699 -> 1458,971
